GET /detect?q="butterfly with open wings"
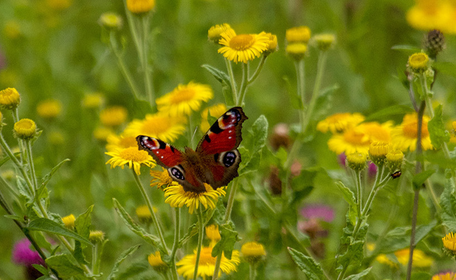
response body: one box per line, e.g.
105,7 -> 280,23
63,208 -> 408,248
136,107 -> 248,193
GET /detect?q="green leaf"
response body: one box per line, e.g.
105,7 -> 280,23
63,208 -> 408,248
45,254 -> 85,278
179,223 -> 198,247
107,244 -> 141,280
364,104 -> 414,122
391,45 -> 421,52
28,218 -> 92,246
288,247 -> 325,280
239,115 -> 268,175
16,176 -> 33,204
116,262 -> 149,279
433,62 -> 456,79
283,76 -> 303,110
75,205 -> 94,239
112,198 -> 164,251
428,105 -> 450,148
412,169 -> 436,190
344,267 -> 372,280
36,159 -> 70,202
201,64 -> 234,106
290,186 -> 314,206
440,178 -> 456,231
313,84 -> 339,121
335,181 -> 358,224
211,222 -> 240,259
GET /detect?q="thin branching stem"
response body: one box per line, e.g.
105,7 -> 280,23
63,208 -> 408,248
193,207 -> 204,280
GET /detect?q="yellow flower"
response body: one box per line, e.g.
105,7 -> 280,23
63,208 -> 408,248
136,205 -> 157,223
369,142 -> 390,166
286,26 -> 311,43
386,149 -> 404,171
126,0 -> 155,14
218,29 -> 270,63
156,82 -> 213,117
264,33 -> 278,54
150,167 -> 175,190
37,99 -> 62,119
443,232 -> 456,252
317,113 -> 365,134
62,214 -> 75,229
346,152 -> 367,171
106,133 -> 138,152
124,112 -> 186,143
286,43 -> 307,61
394,248 -> 433,267
432,272 -> 456,280
312,33 -> 336,51
105,147 -> 156,175
391,113 -> 433,152
82,92 -> 105,108
206,224 -> 221,244
408,52 -> 430,73
177,246 -> 240,279
241,242 -> 266,264
164,183 -> 226,214
0,87 -> 21,110
100,106 -> 128,127
208,23 -> 233,44
4,21 -> 21,39
148,251 -> 168,273
46,0 -> 72,10
327,122 -> 391,155
406,0 -> 455,34
94,126 -> 114,142
14,119 -> 37,140
89,230 -> 105,243
98,12 -> 123,29
200,103 -> 227,132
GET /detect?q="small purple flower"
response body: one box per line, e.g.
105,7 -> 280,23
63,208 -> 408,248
338,153 -> 347,168
368,162 -> 377,178
300,204 -> 335,223
12,238 -> 44,266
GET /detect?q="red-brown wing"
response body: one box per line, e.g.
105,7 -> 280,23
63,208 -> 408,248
136,136 -> 183,168
196,107 -> 248,155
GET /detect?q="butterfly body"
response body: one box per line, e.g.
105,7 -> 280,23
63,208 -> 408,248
137,107 -> 248,193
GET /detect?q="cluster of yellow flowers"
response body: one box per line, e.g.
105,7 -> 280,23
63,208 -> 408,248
285,26 -> 336,61
407,0 -> 456,34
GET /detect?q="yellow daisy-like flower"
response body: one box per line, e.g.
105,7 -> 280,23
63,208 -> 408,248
327,122 -> 391,155
391,113 -> 433,152
443,232 -> 456,252
156,82 -> 213,117
286,43 -> 308,61
432,272 -> 456,280
106,133 -> 138,152
406,0 -> 455,34
218,29 -> 270,64
94,126 -> 114,142
150,167 -> 175,190
124,112 -> 186,143
394,248 -> 433,267
206,224 -> 221,244
37,99 -> 62,119
100,106 -> 128,127
241,242 -> 266,264
208,23 -> 233,44
177,246 -> 240,279
200,103 -> 227,133
264,33 -> 278,54
62,214 -> 75,229
286,26 -> 311,43
126,0 -> 155,14
148,251 -> 168,273
0,87 -> 21,110
408,52 -> 430,73
82,92 -> 105,108
317,113 -> 365,134
14,119 -> 37,140
106,147 -> 156,175
164,183 -> 226,214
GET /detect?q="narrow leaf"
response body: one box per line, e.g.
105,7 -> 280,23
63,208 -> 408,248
45,254 -> 85,278
344,267 -> 372,280
335,181 -> 358,224
28,218 -> 92,246
75,205 -> 94,239
288,247 -> 325,280
428,104 -> 450,148
412,169 -> 436,190
211,222 -> 240,259
107,244 -> 141,280
201,64 -> 234,106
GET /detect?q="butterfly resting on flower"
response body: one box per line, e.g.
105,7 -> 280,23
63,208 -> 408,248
137,107 -> 248,193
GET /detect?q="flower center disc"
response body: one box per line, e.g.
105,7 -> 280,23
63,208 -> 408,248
229,34 -> 255,50
119,147 -> 149,161
196,247 -> 216,265
402,121 -> 429,138
343,130 -> 369,145
142,117 -> 170,135
170,89 -> 196,103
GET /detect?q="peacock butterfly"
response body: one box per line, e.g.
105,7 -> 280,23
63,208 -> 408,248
136,107 -> 248,193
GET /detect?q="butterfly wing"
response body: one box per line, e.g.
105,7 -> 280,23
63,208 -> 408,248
196,107 -> 248,189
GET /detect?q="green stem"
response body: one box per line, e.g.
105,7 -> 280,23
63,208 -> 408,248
249,263 -> 256,280
247,55 -> 267,84
12,109 -> 25,164
193,207 -> 204,280
132,170 -> 168,252
141,15 -> 154,106
26,141 -> 38,191
355,170 -> 362,219
124,3 -> 143,59
224,58 -> 238,105
92,243 -> 98,274
237,62 -> 249,106
188,113 -> 194,149
169,208 -> 180,280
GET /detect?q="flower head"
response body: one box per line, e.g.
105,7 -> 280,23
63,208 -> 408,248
346,153 -> 367,171
100,106 -> 128,127
125,112 -> 186,143
98,12 -> 123,29
394,248 -> 433,267
391,113 -> 433,152
369,142 -> 390,166
14,119 -> 37,140
312,33 -> 336,51
200,103 -> 227,133
317,113 -> 365,134
82,92 -> 105,108
164,183 -> 226,214
264,33 -> 278,55
106,147 -> 156,175
205,224 -> 221,245
0,87 -> 21,110
443,232 -> 456,254
406,0 -> 455,34
241,242 -> 266,264
106,133 -> 138,152
300,204 -> 335,222
37,99 -> 62,119
89,230 -> 105,243
208,23 -> 233,44
286,43 -> 307,61
148,251 -> 168,273
177,246 -> 240,279
126,0 -> 155,14
424,29 -> 446,58
218,29 -> 270,63
432,272 -> 456,280
286,26 -> 311,43
136,205 -> 157,223
150,167 -> 175,190
408,52 -> 430,73
156,82 -> 213,117
386,149 -> 404,171
94,126 -> 114,142
12,238 -> 44,266
62,214 -> 76,229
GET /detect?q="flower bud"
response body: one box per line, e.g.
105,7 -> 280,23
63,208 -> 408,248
127,0 -> 155,14
148,251 -> 168,273
424,29 -> 445,59
0,87 -> 21,110
286,43 -> 307,61
98,12 -> 123,30
407,52 -> 429,73
89,230 -> 105,243
62,214 -> 76,229
368,142 -> 389,166
346,153 -> 367,172
286,26 -> 311,43
386,149 -> 404,171
14,119 -> 37,140
241,242 -> 266,265
313,34 -> 336,51
208,23 -> 232,45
